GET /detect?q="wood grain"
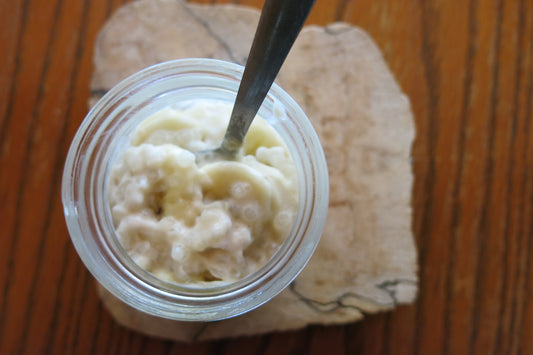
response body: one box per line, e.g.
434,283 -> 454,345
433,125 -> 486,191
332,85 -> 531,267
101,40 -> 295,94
0,0 -> 531,354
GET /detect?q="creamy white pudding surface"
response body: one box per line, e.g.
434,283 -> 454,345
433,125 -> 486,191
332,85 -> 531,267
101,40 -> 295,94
108,100 -> 298,285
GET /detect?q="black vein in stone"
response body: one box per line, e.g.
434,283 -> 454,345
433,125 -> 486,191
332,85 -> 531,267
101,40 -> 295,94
288,279 -> 417,315
182,2 -> 241,64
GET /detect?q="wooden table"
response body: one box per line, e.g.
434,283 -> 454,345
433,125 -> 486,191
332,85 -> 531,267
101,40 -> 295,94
1,0 -> 532,353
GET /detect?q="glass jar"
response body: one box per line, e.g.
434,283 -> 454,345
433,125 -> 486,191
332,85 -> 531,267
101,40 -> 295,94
62,58 -> 329,322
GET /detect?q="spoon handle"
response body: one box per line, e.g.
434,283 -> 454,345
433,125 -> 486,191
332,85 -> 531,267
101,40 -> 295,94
220,0 -> 315,152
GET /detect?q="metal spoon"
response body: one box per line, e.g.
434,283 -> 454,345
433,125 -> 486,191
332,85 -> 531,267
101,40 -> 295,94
198,0 -> 315,161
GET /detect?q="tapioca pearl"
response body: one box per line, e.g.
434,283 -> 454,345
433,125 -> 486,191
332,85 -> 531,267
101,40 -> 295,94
204,251 -> 240,280
170,223 -> 184,235
230,225 -> 252,249
159,217 -> 183,237
124,186 -> 144,208
188,140 -> 206,152
230,182 -> 251,199
273,210 -> 294,233
171,243 -> 186,261
196,209 -> 232,238
131,253 -> 150,269
135,175 -> 149,190
152,269 -> 174,283
212,218 -> 232,237
175,149 -> 195,168
123,148 -> 143,172
144,145 -> 166,166
256,146 -> 286,166
212,264 -> 240,281
136,145 -> 159,168
117,216 -> 156,244
241,202 -> 261,223
111,204 -> 128,222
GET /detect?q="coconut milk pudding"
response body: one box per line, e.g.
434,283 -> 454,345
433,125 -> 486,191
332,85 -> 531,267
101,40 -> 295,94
108,100 -> 298,285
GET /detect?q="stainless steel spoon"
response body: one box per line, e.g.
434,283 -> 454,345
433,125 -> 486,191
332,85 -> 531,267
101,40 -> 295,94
198,0 -> 315,161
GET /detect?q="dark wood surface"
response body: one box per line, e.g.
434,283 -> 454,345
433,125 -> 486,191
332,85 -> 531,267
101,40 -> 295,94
1,0 -> 532,353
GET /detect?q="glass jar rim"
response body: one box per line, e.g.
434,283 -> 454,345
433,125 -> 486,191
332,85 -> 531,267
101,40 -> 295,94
62,58 -> 329,321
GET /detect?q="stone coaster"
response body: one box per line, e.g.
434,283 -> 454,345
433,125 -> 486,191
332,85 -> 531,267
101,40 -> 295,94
91,0 -> 417,341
